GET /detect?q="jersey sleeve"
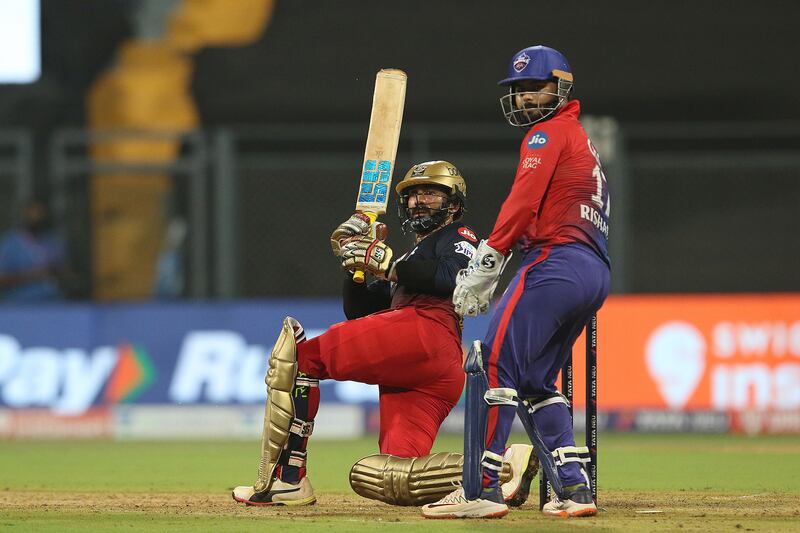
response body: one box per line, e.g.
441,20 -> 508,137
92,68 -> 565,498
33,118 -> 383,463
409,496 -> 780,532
342,275 -> 391,319
486,124 -> 566,254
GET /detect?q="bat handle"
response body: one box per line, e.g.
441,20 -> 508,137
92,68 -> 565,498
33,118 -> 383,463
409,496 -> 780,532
353,211 -> 378,283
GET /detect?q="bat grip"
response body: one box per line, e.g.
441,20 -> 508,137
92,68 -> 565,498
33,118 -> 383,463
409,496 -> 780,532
353,212 -> 378,283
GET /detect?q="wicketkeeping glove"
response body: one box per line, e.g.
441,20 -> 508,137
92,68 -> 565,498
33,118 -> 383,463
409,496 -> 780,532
453,240 -> 507,317
341,236 -> 394,278
331,213 -> 372,256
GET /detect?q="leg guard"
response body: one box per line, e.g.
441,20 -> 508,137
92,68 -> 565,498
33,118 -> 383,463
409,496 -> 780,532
275,370 -> 319,484
350,453 -> 515,507
349,452 -> 464,506
462,341 -> 518,500
516,394 -> 589,499
254,317 -> 301,492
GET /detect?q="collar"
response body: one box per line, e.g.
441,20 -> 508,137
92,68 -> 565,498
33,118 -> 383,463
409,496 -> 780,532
555,99 -> 581,120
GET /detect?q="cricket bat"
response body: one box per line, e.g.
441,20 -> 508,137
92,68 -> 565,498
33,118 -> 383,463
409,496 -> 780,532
352,68 -> 407,283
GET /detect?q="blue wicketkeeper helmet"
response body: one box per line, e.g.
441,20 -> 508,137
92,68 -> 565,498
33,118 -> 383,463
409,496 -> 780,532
498,45 -> 574,127
498,45 -> 573,86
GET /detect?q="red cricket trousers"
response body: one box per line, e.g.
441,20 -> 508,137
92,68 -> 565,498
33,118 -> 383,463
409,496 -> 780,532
297,306 -> 465,457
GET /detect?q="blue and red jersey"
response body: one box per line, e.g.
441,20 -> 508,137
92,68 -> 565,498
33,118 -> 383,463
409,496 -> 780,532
486,100 -> 610,265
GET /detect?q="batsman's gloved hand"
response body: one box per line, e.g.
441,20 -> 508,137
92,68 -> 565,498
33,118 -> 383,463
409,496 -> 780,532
453,240 -> 507,317
331,213 -> 372,257
341,236 -> 394,278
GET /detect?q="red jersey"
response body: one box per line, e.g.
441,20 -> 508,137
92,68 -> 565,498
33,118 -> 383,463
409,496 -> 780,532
486,100 -> 610,264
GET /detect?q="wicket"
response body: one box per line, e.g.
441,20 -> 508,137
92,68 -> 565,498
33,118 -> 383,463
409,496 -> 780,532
539,314 -> 598,509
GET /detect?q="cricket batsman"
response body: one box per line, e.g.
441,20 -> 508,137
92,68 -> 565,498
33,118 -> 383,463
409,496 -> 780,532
422,46 -> 611,519
232,161 -> 536,507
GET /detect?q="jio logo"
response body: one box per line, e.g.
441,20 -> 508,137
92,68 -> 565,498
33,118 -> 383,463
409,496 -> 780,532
527,131 -> 549,148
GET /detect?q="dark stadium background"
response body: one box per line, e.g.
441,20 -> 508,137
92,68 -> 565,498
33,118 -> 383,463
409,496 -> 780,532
0,0 -> 797,299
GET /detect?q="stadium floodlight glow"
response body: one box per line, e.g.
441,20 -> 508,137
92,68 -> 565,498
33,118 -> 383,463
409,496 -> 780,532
0,0 -> 41,84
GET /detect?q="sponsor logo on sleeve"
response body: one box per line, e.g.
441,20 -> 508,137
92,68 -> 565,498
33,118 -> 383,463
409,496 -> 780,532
454,241 -> 477,259
522,156 -> 542,170
457,227 -> 477,242
527,131 -> 549,149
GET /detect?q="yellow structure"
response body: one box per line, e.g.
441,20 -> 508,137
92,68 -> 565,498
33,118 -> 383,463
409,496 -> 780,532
87,0 -> 275,299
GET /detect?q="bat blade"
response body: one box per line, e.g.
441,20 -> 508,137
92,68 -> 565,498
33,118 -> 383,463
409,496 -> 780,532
355,69 -> 407,215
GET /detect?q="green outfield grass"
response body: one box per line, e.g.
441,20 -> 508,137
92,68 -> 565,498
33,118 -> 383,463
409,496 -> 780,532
2,433 -> 799,532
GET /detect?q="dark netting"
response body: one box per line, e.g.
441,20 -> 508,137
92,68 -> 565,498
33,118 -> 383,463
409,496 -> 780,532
236,152 -> 522,297
9,123 -> 796,299
0,175 -> 18,232
58,171 -> 92,299
629,155 -> 800,292
54,168 -> 199,300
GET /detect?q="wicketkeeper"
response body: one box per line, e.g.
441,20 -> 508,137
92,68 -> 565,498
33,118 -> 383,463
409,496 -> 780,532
422,45 -> 611,519
233,161 -> 537,507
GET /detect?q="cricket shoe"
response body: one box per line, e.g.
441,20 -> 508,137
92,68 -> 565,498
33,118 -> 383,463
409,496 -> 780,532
542,484 -> 597,517
232,477 -> 316,506
500,443 -> 538,507
421,487 -> 508,519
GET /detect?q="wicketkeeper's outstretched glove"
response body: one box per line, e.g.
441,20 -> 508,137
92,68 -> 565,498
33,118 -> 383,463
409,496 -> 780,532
331,213 -> 372,257
453,240 -> 507,317
341,236 -> 394,278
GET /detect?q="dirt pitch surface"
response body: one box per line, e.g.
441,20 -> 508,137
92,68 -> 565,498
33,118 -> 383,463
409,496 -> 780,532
3,490 -> 800,532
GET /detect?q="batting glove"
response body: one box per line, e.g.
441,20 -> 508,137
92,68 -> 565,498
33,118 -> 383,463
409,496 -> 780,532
453,240 -> 507,317
341,236 -> 394,278
331,213 -> 372,256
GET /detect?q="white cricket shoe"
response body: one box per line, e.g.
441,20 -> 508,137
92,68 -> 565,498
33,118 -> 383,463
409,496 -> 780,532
232,477 -> 317,506
501,443 -> 538,507
421,487 -> 509,519
542,485 -> 597,517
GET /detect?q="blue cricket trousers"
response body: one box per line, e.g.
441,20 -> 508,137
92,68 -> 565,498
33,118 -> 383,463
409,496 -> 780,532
481,243 -> 610,489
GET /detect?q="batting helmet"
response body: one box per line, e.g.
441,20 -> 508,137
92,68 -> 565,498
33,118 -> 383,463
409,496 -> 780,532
395,160 -> 467,233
